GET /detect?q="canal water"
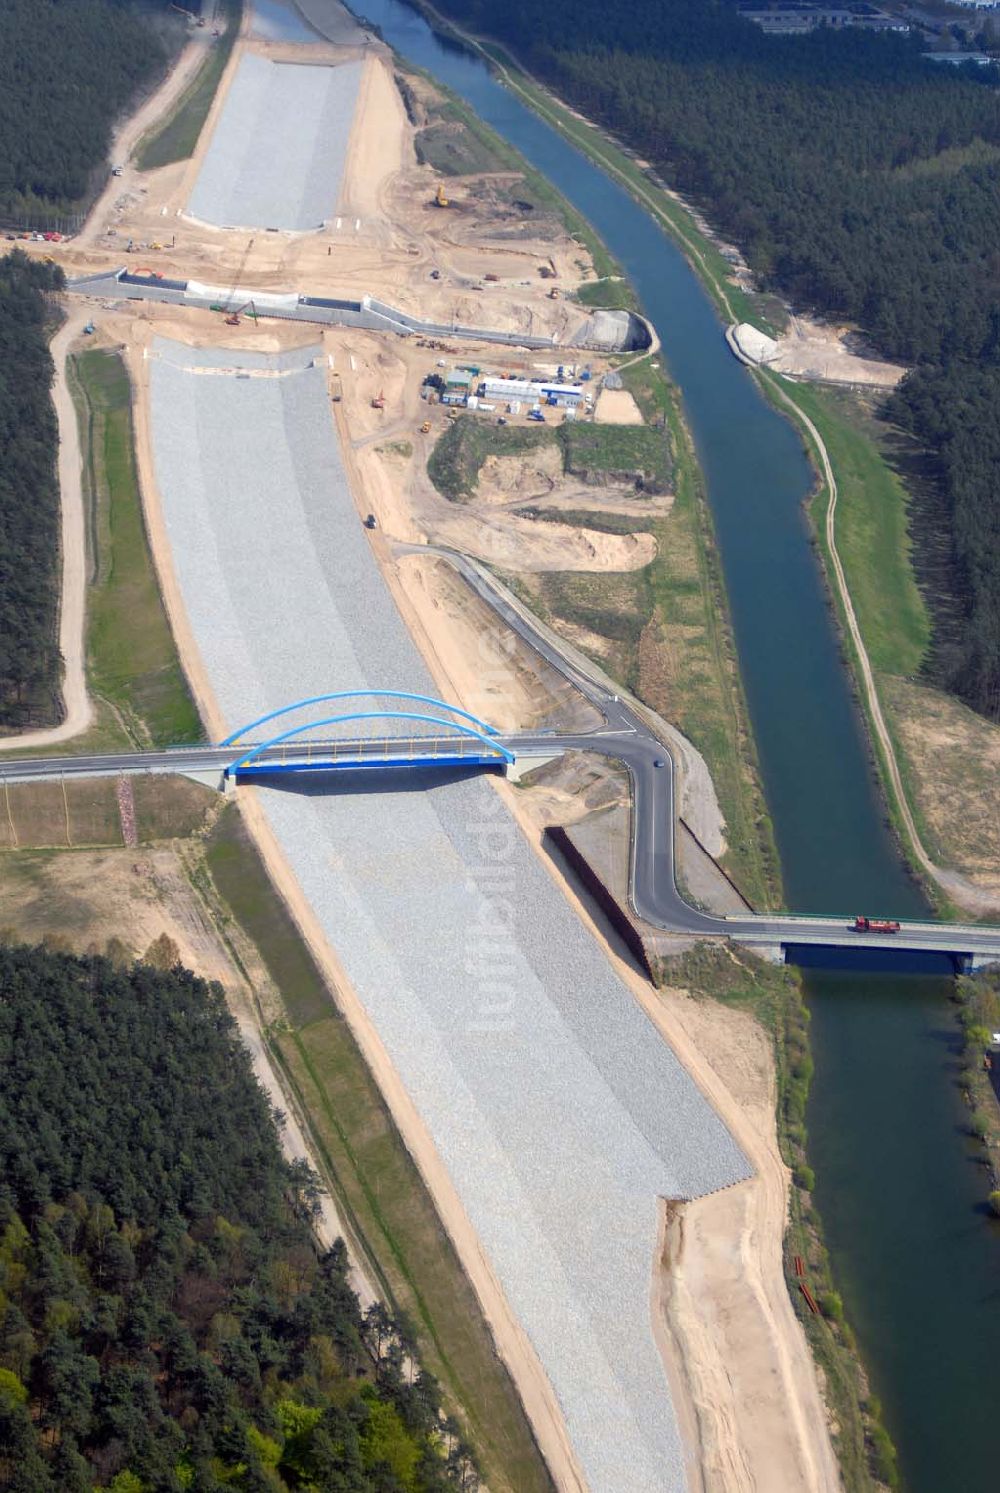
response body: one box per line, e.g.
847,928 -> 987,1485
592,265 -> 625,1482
342,3 -> 1000,1485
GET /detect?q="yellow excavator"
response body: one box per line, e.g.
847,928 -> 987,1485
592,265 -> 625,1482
434,183 -> 449,208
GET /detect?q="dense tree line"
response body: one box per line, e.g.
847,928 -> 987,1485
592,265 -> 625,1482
0,942 -> 478,1491
0,1 -> 170,224
0,253 -> 65,728
424,0 -> 1000,716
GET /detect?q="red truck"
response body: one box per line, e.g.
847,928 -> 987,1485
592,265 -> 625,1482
852,916 -> 901,934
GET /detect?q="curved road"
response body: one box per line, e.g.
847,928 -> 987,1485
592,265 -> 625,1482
2,725 -> 999,965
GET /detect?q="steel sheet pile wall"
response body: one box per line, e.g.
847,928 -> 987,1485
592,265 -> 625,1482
187,53 -> 363,231
147,338 -> 750,1493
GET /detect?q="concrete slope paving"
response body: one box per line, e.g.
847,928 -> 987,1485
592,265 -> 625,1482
186,52 -> 363,231
147,337 -> 750,1493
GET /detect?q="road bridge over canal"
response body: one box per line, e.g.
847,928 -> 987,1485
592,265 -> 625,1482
4,692 -> 999,972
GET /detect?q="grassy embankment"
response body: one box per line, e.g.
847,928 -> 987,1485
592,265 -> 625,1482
201,806 -> 554,1493
953,970 -> 1000,1201
135,0 -> 242,171
70,346 -> 201,748
661,943 -> 897,1492
757,376 -> 949,880
428,386 -> 779,910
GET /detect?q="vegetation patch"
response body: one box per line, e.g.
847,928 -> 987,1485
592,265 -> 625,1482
786,382 -> 929,680
0,255 -> 65,729
71,346 -> 201,747
205,804 -> 333,1030
0,938 -> 477,1491
660,943 -> 898,1491
0,775 -> 214,851
428,413 -> 671,503
427,418 -> 553,502
954,970 -> 1000,1199
575,277 -> 637,311
137,1 -> 242,171
562,420 -> 671,491
519,507 -> 657,536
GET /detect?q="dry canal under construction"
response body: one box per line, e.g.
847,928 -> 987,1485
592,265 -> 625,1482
146,337 -> 750,1493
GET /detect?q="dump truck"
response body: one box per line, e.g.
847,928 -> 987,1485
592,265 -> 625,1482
852,916 -> 901,934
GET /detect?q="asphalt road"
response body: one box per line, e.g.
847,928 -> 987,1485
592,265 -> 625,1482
3,726 -> 999,961
2,546 -> 997,961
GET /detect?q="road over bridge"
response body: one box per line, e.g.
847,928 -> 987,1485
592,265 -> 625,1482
3,729 -> 999,970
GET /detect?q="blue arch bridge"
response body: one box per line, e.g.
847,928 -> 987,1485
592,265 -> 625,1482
220,691 -> 516,780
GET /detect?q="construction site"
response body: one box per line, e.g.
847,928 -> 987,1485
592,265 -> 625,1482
0,2 -> 844,1490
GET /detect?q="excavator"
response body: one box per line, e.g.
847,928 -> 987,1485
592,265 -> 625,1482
225,300 -> 258,327
433,183 -> 449,208
371,389 -> 386,410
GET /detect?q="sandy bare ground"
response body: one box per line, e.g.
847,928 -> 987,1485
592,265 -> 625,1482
74,34 -> 213,251
395,553 -> 602,733
0,307 -> 93,752
654,990 -> 842,1493
770,315 -> 905,388
594,388 -> 644,423
882,676 -> 1000,907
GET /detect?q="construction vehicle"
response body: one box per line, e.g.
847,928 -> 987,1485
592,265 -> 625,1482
364,513 -> 377,530
225,300 -> 258,327
852,916 -> 901,934
485,273 -> 499,283
223,236 -> 255,314
429,268 -> 441,279
434,183 -> 449,208
548,287 -> 560,300
83,322 -> 95,336
330,374 -> 343,403
371,389 -> 386,410
420,419 -> 431,434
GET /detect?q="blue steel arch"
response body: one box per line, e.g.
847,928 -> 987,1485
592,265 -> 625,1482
221,690 -> 499,747
229,710 -> 515,774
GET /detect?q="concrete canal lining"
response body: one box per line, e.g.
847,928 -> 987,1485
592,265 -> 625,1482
146,337 -> 750,1493
186,53 -> 363,231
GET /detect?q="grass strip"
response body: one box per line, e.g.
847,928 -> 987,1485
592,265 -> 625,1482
70,347 -> 201,747
136,0 -> 242,171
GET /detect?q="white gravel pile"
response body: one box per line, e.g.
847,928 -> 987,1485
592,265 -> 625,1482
148,339 -> 751,1493
186,53 -> 363,231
